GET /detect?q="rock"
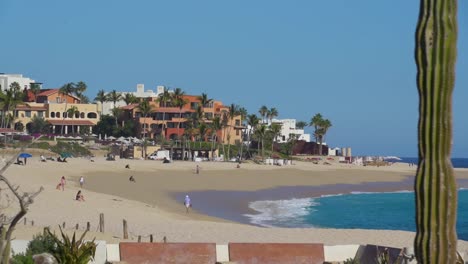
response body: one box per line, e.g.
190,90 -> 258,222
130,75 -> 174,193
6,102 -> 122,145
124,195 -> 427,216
32,253 -> 58,264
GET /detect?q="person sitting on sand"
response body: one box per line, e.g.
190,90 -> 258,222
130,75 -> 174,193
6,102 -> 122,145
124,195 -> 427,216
125,164 -> 130,169
40,155 -> 46,162
129,176 -> 136,183
75,190 -> 85,201
60,176 -> 66,191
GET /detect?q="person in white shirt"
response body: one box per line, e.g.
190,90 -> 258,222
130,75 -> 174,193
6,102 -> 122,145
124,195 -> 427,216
79,176 -> 84,188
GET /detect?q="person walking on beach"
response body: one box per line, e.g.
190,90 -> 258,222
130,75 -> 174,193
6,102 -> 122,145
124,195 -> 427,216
79,176 -> 84,188
184,195 -> 192,213
60,176 -> 66,191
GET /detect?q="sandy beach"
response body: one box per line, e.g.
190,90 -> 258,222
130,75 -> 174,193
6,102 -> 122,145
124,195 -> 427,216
3,154 -> 468,250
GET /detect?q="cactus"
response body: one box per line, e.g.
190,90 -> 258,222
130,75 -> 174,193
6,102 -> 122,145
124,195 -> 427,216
414,0 -> 458,263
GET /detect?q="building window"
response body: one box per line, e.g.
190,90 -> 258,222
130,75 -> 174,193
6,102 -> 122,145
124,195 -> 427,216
56,97 -> 61,103
87,112 -> 97,119
236,129 -> 240,136
56,112 -> 60,118
51,112 -> 55,118
38,111 -> 44,117
80,112 -> 85,118
190,102 -> 199,110
63,112 -> 68,118
25,111 -> 31,117
235,119 -> 240,126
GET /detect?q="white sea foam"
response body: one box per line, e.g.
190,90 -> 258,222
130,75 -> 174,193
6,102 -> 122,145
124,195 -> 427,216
320,193 -> 344,198
244,197 -> 316,227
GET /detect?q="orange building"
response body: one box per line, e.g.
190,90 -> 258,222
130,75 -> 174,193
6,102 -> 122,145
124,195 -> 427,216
120,94 -> 244,144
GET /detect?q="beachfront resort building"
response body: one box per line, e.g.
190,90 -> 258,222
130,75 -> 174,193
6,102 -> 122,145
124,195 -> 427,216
0,73 -> 37,92
270,119 -> 311,143
99,84 -> 168,116
13,88 -> 100,134
119,94 -> 244,143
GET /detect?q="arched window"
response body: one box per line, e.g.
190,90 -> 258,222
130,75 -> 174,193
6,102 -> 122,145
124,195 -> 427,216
80,112 -> 85,118
63,112 -> 68,118
75,112 -> 79,118
56,112 -> 60,118
87,112 -> 97,119
51,112 -> 55,118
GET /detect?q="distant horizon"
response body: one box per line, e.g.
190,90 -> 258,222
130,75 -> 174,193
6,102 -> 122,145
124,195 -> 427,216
1,0 -> 466,157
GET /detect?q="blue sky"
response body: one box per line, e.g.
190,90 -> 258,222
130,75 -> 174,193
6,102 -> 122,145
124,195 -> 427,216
1,1 -> 467,157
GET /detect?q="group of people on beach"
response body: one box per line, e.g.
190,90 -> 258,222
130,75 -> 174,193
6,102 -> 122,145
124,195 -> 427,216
56,175 -> 86,202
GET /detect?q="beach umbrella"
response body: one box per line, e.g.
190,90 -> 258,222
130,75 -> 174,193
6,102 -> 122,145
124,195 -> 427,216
91,133 -> 97,137
18,153 -> 32,158
108,136 -> 116,140
99,134 -> 102,140
60,153 -> 72,158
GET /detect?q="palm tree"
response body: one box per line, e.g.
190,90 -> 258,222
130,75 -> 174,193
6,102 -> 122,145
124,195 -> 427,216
138,100 -> 153,139
138,100 -> 153,157
157,88 -> 172,138
237,107 -> 248,160
197,93 -> 213,120
259,105 -> 268,124
66,106 -> 79,134
296,121 -> 307,130
310,113 -> 323,143
172,88 -> 187,139
111,108 -> 122,127
267,107 -> 278,125
246,114 -> 259,157
94,89 -> 108,119
226,104 -> 239,160
210,116 -> 222,158
269,123 -> 282,156
310,113 -> 332,155
75,81 -> 87,102
0,83 -> 24,128
107,90 -> 122,128
29,83 -> 41,103
123,93 -> 138,105
254,124 -> 267,159
59,82 -> 76,134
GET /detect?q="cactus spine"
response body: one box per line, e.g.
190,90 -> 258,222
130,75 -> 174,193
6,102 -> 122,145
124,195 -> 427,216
414,0 -> 458,263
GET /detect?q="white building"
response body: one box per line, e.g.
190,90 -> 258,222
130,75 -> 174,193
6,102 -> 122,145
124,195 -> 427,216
270,119 -> 311,143
0,73 -> 36,92
101,84 -> 167,115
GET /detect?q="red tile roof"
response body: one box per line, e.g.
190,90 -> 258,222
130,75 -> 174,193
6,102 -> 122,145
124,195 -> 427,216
38,89 -> 81,100
120,104 -> 138,110
23,90 -> 36,102
47,120 -> 95,126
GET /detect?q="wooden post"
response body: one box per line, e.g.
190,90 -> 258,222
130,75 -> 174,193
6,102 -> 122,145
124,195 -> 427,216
123,220 -> 128,239
23,218 -> 27,225
86,222 -> 90,231
150,234 -> 153,243
31,221 -> 34,226
62,222 -> 66,228
163,236 -> 167,243
137,236 -> 141,242
99,213 -> 104,233
75,224 -> 79,230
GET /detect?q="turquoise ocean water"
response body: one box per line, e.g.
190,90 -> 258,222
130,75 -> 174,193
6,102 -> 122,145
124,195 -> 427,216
244,190 -> 468,241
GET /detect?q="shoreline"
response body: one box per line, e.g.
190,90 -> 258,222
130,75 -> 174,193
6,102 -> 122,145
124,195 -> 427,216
5,156 -> 468,249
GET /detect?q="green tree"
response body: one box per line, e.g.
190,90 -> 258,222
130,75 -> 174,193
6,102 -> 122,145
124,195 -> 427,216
414,0 -> 458,262
269,123 -> 282,156
94,89 -> 108,119
310,113 -> 332,155
93,115 -> 115,137
296,121 -> 307,130
29,116 -> 50,134
138,100 -> 153,140
67,106 -> 79,134
267,107 -> 278,124
226,104 -> 239,160
0,82 -> 24,129
29,83 -> 41,103
157,88 -> 172,139
107,90 -> 122,109
173,88 -> 188,139
253,124 -> 267,159
46,227 -> 96,264
258,105 -> 268,124
246,114 -> 259,157
123,93 -> 138,105
59,82 -> 76,134
237,107 -> 248,160
74,81 -> 87,103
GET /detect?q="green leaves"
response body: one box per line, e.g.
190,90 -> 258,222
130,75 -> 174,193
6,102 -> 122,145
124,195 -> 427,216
46,227 -> 96,264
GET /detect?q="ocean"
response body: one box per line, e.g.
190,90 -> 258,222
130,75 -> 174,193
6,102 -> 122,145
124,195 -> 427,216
245,190 -> 468,241
243,158 -> 468,240
398,157 -> 468,168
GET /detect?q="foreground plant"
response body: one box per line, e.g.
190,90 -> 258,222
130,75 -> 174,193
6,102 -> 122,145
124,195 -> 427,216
46,227 -> 96,264
414,0 -> 458,263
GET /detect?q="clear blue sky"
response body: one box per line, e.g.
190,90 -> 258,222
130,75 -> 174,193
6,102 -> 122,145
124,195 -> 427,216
1,1 -> 467,157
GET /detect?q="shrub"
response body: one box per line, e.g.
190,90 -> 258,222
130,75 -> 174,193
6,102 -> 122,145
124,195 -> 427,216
11,230 -> 56,264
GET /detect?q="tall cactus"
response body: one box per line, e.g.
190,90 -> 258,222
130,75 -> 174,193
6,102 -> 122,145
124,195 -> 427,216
414,0 -> 458,263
